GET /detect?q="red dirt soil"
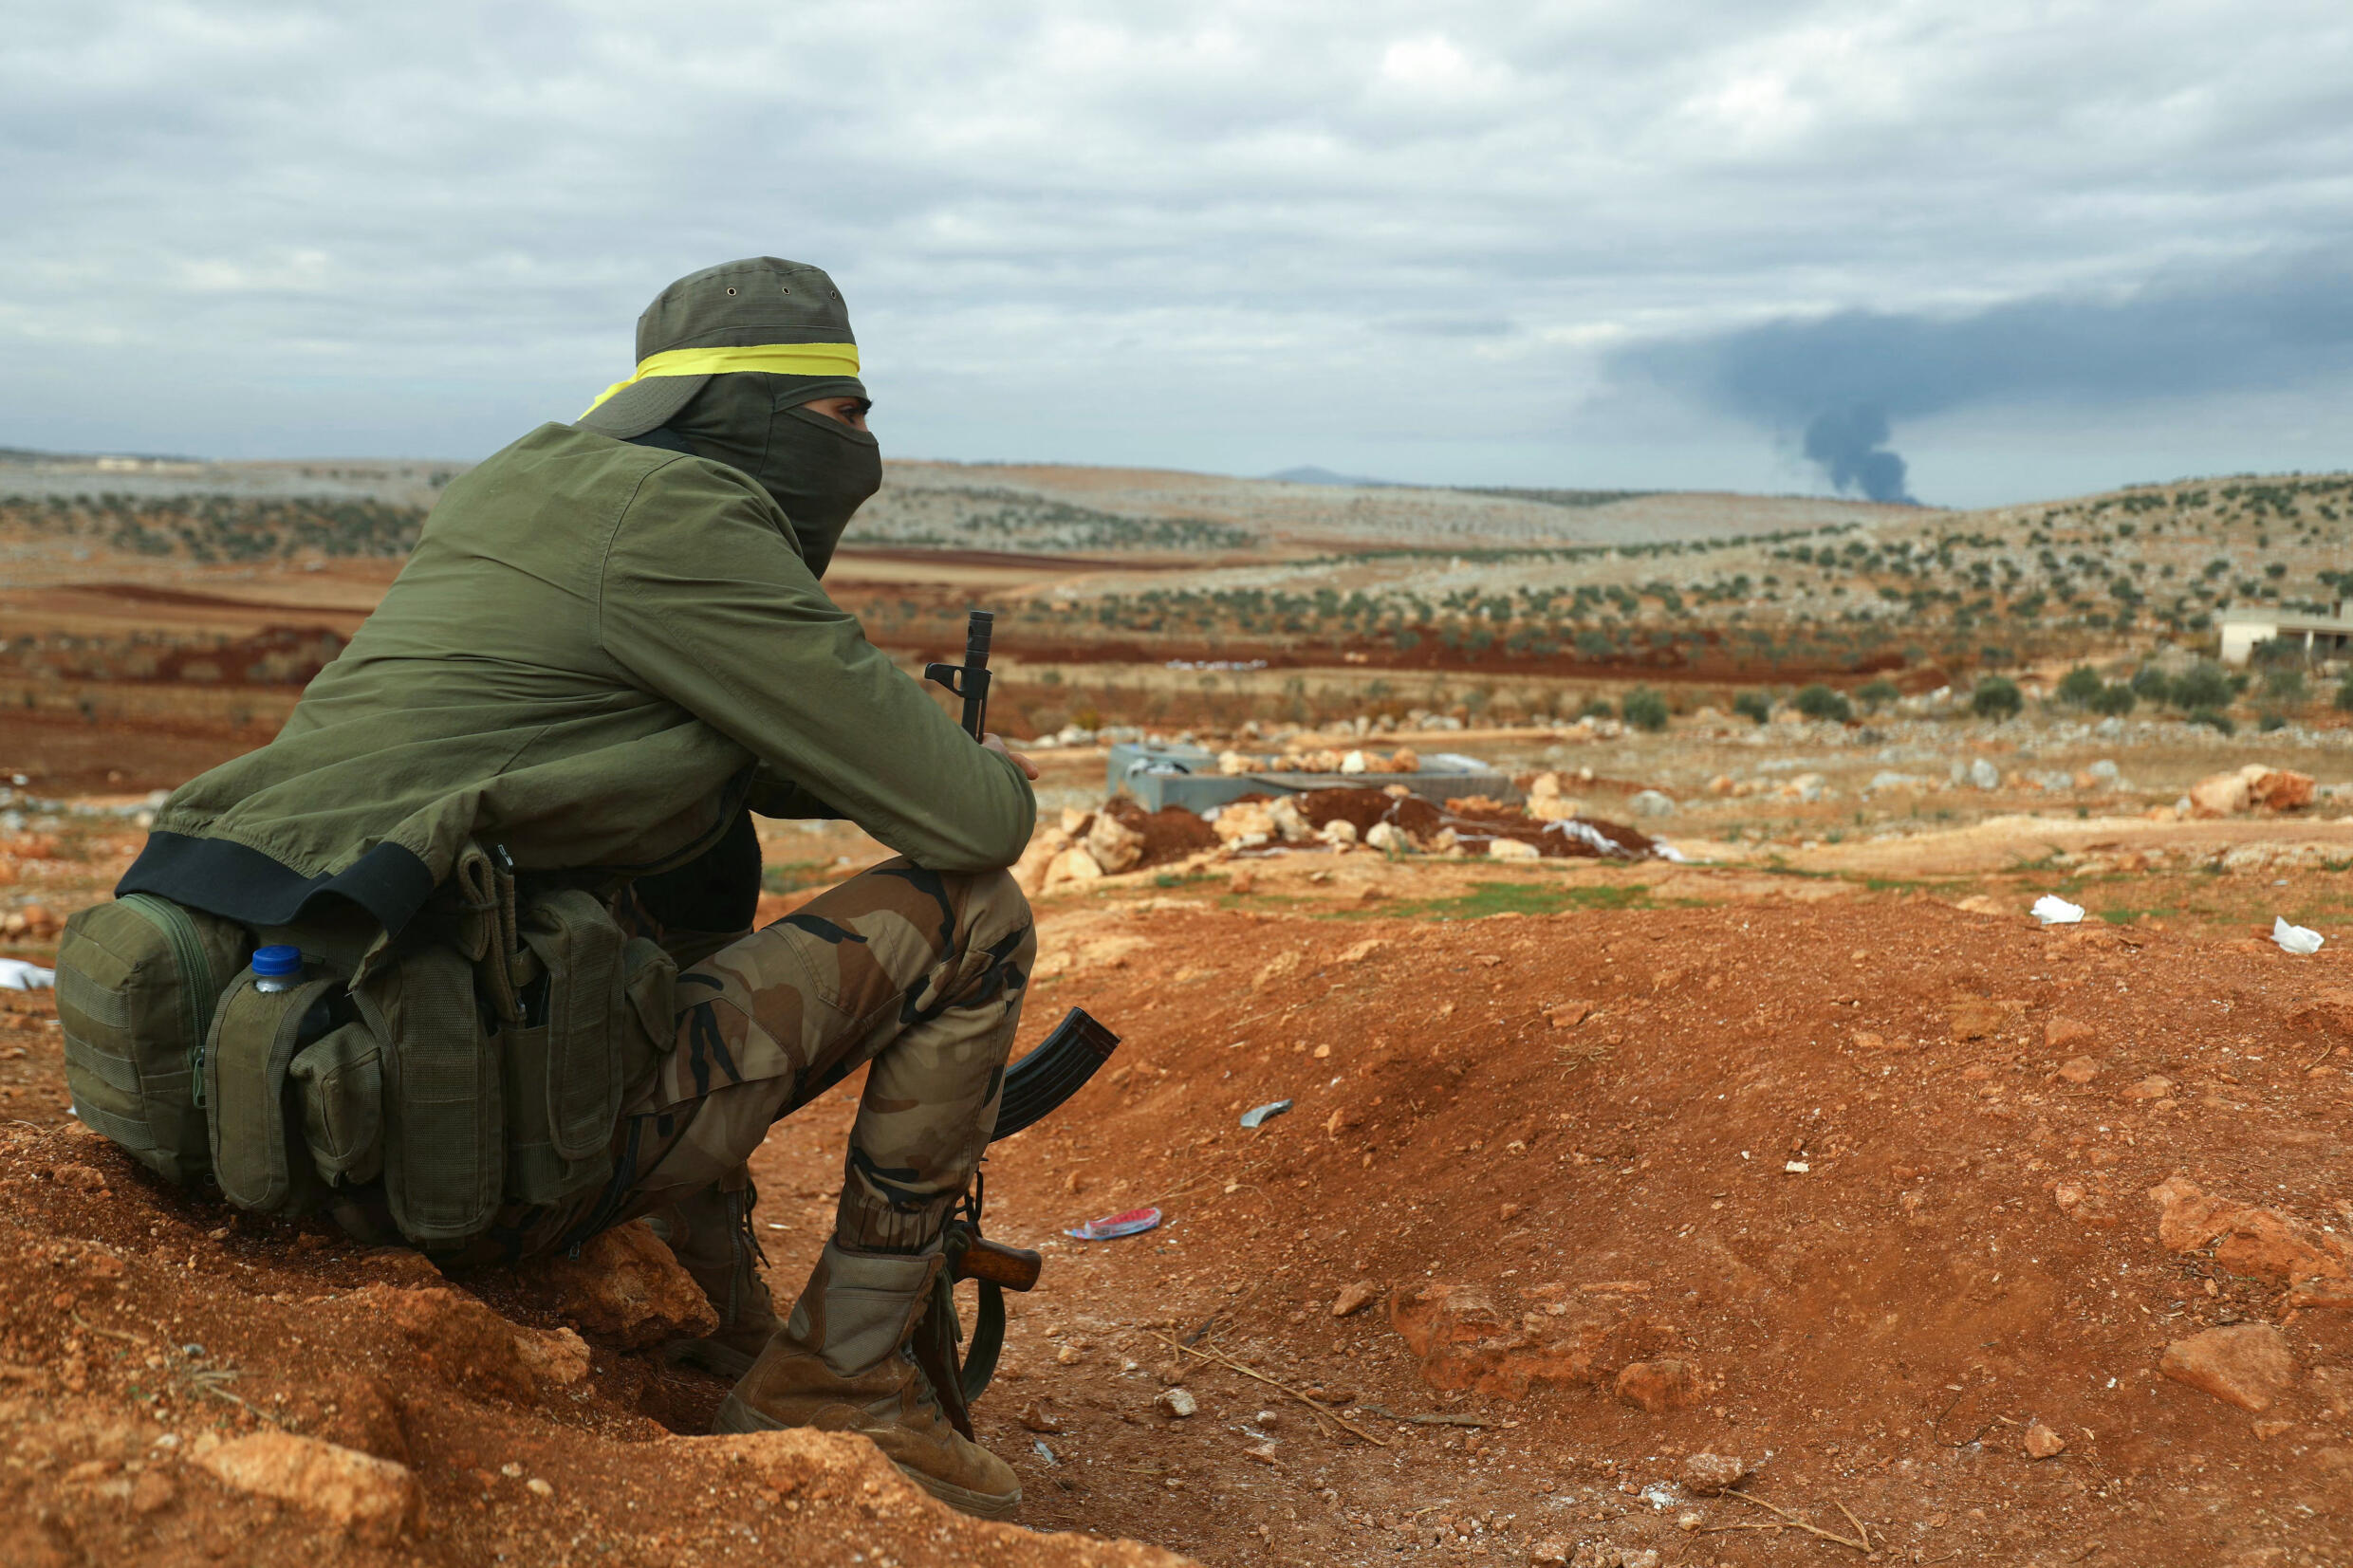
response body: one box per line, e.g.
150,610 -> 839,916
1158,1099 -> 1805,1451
893,895 -> 2353,1565
0,711 -> 273,795
5,894 -> 2353,1565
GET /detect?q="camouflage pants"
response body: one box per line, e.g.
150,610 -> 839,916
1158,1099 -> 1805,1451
502,858 -> 1033,1259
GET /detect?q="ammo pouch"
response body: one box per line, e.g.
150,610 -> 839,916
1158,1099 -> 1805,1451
334,876 -> 674,1246
197,932 -> 506,1242
501,888 -> 676,1208
56,894 -> 253,1186
348,861 -> 674,1247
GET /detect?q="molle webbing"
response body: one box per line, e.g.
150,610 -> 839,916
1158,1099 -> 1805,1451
359,940 -> 504,1245
55,893 -> 252,1186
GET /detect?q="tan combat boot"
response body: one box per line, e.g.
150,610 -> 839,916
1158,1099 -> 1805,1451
645,1171 -> 784,1379
713,1240 -> 1021,1521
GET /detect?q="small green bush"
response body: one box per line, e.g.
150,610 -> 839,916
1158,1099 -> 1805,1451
1856,677 -> 1899,710
1580,696 -> 1617,721
1732,691 -> 1773,725
2262,667 -> 2307,704
2258,711 -> 2288,732
2248,636 -> 2305,669
1970,674 -> 2023,719
2088,684 -> 2137,716
2055,665 -> 2105,707
1621,687 -> 1670,732
2130,666 -> 2173,703
1793,683 -> 1853,723
2186,706 -> 2235,735
2335,673 -> 2353,711
2172,661 -> 2233,710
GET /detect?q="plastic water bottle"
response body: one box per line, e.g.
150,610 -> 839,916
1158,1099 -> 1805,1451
250,944 -> 304,994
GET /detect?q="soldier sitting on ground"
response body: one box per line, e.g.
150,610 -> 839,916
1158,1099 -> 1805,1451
60,257 -> 1039,1519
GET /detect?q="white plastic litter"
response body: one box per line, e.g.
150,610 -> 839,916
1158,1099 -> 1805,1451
2031,895 -> 2084,926
2272,916 -> 2325,955
1540,818 -> 1666,860
0,960 -> 55,990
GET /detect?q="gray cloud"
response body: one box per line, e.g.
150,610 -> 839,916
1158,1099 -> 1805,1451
3,2 -> 2351,502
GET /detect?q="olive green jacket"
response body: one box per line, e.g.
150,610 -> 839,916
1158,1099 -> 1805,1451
121,424 -> 1033,933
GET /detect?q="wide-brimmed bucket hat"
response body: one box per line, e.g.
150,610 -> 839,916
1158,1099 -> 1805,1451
576,256 -> 865,437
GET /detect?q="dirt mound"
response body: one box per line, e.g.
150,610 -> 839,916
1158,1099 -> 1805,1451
895,895 -> 2353,1564
0,1120 -> 1183,1566
1100,796 -> 1223,864
1290,785 -> 1656,858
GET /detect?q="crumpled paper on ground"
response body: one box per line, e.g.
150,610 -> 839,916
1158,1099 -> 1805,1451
0,959 -> 55,990
2272,915 -> 2325,955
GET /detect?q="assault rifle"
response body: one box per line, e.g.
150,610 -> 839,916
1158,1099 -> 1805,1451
918,608 -> 1123,1436
923,609 -> 994,740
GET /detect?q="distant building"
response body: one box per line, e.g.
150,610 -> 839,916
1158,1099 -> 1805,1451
2219,603 -> 2353,665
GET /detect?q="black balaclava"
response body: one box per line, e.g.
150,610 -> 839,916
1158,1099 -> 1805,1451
663,371 -> 881,579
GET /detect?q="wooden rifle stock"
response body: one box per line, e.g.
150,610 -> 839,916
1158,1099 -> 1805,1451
950,1234 -> 1041,1292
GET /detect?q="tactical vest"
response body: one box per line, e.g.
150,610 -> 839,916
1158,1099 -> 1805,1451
56,841 -> 676,1248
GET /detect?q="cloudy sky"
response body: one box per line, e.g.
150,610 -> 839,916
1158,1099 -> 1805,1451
4,1 -> 2349,506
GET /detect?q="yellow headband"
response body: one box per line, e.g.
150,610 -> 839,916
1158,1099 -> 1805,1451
581,342 -> 862,417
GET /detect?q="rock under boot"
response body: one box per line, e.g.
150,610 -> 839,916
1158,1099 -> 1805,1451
713,1241 -> 1021,1521
646,1177 -> 785,1379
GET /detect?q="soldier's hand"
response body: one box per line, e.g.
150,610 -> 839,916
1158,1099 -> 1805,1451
983,733 -> 1041,781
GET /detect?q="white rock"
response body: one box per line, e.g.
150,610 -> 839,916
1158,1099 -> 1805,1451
1085,811 -> 1146,874
1628,790 -> 1677,818
1364,821 -> 1409,854
1213,802 -> 1277,844
1156,1387 -> 1198,1418
1318,817 -> 1359,847
1043,845 -> 1105,890
1488,837 -> 1541,860
194,1433 -> 420,1543
1524,772 -> 1582,821
1969,758 -> 2002,791
1340,749 -> 1369,774
512,1326 -> 591,1386
1010,828 -> 1075,895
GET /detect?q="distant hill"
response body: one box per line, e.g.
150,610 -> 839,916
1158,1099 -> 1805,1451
0,445 -> 200,466
1263,465 -> 1399,488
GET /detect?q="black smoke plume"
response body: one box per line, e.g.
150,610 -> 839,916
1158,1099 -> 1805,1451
1801,405 -> 1912,502
1606,250 -> 2353,506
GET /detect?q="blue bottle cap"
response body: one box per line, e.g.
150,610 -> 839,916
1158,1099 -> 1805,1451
251,944 -> 303,978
